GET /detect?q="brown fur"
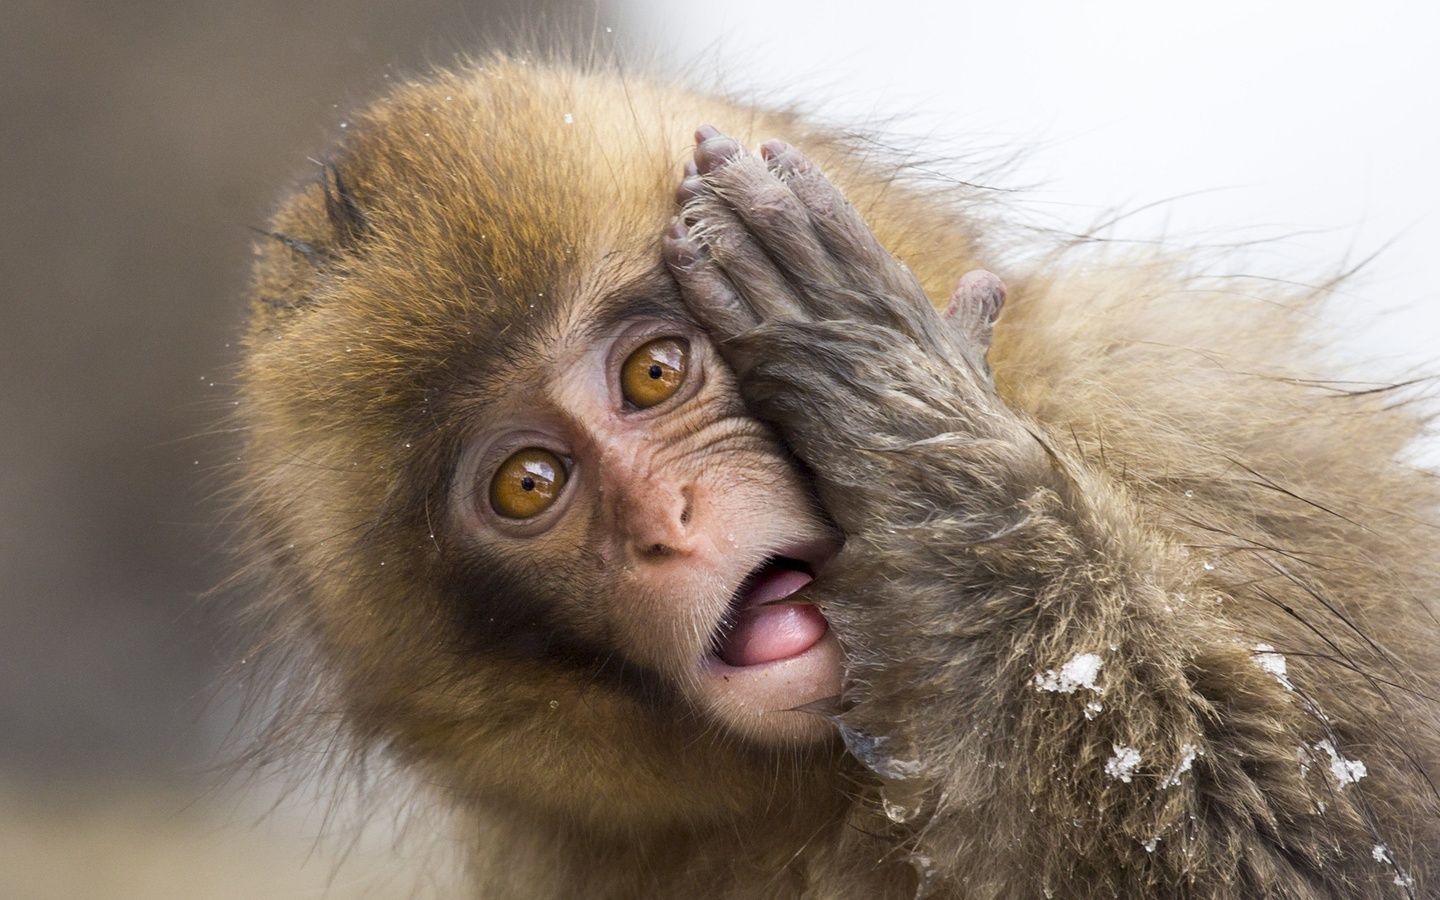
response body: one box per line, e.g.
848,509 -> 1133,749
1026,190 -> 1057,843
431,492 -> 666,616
237,55 -> 1440,897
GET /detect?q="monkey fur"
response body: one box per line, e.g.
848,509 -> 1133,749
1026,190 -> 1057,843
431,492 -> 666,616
237,56 -> 1440,898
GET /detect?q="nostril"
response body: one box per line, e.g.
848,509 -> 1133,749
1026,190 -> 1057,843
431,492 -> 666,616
619,482 -> 695,558
679,486 -> 694,526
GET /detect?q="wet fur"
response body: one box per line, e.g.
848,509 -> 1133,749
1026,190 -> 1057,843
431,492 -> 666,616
237,56 -> 1440,897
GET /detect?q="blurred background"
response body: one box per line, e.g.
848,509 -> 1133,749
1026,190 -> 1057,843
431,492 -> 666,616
2,1 -> 1435,896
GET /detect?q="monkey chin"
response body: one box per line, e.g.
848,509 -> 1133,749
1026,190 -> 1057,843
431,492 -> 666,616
698,620 -> 845,745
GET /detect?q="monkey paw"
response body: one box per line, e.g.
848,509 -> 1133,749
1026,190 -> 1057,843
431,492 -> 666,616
664,126 -> 1002,369
662,127 -> 1033,516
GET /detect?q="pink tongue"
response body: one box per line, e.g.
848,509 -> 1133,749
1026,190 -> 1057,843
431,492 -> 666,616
719,568 -> 829,667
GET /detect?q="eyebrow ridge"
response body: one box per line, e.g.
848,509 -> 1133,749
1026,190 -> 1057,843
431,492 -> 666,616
584,270 -> 692,340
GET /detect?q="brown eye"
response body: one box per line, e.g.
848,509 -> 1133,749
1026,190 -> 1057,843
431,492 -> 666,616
621,337 -> 689,409
489,448 -> 567,519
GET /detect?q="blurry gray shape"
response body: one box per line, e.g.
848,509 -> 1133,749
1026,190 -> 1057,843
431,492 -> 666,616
0,0 -> 623,780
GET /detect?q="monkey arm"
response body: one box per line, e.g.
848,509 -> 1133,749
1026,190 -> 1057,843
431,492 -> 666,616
663,130 -> 1424,897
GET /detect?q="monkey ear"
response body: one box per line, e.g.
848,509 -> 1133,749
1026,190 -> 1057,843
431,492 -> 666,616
262,160 -> 369,269
321,161 -> 368,247
249,159 -> 371,315
941,269 -> 1006,378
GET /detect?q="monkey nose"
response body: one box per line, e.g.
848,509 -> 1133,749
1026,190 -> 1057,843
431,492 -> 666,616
619,482 -> 697,559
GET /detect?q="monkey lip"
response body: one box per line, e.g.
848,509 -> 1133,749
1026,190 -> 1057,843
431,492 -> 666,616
712,556 -> 829,667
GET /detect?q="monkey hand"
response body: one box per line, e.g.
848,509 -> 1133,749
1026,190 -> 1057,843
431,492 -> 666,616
663,127 -> 1052,540
662,129 -> 1048,529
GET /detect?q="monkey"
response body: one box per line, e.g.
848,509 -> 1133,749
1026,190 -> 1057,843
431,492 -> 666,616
236,55 -> 1440,898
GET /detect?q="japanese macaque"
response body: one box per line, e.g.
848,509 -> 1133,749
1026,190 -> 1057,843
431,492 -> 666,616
237,56 -> 1440,898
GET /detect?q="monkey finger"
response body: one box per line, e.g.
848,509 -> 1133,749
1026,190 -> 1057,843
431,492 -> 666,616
693,132 -> 846,293
766,141 -> 930,308
663,218 -> 762,345
679,190 -> 813,327
674,160 -> 704,205
942,269 -> 1006,327
941,269 -> 1006,378
693,125 -> 743,175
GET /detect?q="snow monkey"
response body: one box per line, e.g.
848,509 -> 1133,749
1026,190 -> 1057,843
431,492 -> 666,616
237,56 -> 1440,898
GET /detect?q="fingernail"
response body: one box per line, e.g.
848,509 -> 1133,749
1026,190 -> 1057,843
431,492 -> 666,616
694,131 -> 741,175
695,124 -> 721,144
668,243 -> 698,269
664,220 -> 701,268
762,139 -> 810,173
674,175 -> 705,205
760,139 -> 790,160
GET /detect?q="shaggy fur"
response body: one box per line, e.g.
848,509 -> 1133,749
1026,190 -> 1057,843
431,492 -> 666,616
237,56 -> 1440,897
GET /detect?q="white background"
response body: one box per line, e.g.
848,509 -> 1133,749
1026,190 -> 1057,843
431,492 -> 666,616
624,0 -> 1439,370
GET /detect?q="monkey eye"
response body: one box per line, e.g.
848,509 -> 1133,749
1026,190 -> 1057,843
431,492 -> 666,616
489,448 -> 568,519
620,337 -> 689,409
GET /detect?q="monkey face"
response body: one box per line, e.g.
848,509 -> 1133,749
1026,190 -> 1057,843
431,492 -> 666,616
451,304 -> 844,744
239,67 -> 887,824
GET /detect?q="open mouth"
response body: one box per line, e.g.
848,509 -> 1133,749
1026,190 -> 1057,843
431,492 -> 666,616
712,555 -> 830,667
